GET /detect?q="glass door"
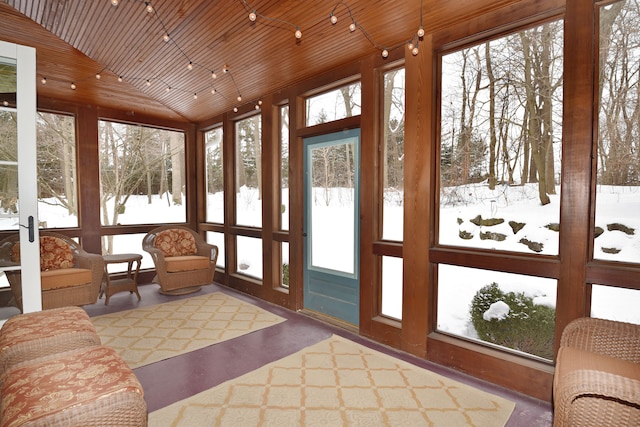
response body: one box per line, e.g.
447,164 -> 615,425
303,129 -> 360,326
0,41 -> 41,321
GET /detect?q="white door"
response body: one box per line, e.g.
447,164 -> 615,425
0,40 -> 41,322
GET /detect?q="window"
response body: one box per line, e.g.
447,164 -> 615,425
235,115 -> 262,227
237,235 -> 262,279
437,20 -> 564,360
382,68 -> 405,242
591,285 -> 640,325
98,120 -> 186,226
0,111 -> 78,230
381,256 -> 403,320
306,82 -> 361,126
280,105 -> 289,231
36,112 -> 79,228
437,265 -> 556,360
206,231 -> 225,268
439,21 -> 564,255
594,0 -> 640,265
205,127 -> 224,223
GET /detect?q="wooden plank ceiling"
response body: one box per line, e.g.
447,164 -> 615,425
0,0 -> 522,123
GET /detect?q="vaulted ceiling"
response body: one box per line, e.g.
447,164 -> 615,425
0,0 -> 517,123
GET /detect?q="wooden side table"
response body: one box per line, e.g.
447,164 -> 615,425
100,253 -> 142,305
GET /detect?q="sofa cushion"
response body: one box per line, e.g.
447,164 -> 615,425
154,229 -> 197,257
40,268 -> 92,291
164,255 -> 210,272
11,236 -> 75,271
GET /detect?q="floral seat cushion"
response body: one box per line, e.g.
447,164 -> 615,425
154,229 -> 198,257
11,236 -> 75,271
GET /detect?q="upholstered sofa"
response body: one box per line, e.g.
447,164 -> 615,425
142,225 -> 218,295
0,232 -> 104,311
553,317 -> 640,427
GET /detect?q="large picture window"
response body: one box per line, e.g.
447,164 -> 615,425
98,120 -> 186,235
439,20 -> 564,256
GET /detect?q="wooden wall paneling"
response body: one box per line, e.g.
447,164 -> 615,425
427,333 -> 554,402
401,34 -> 434,359
555,0 -> 595,354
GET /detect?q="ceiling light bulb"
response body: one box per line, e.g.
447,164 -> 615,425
146,79 -> 151,86
118,76 -> 123,82
187,61 -> 193,70
349,22 -> 356,32
330,14 -> 337,24
295,28 -> 302,39
408,42 -> 414,50
111,0 -> 119,5
237,95 -> 242,102
223,65 -> 228,73
412,47 -> 419,56
194,93 -> 198,99
41,77 -> 47,84
417,26 -> 425,38
211,72 -> 217,79
163,34 -> 170,42
165,86 -> 171,92
233,107 -> 238,113
382,49 -> 389,58
70,82 -> 76,90
258,100 -> 262,105
145,3 -> 153,13
211,88 -> 216,94
2,101 -> 8,107
249,11 -> 257,21
95,73 -> 101,80
255,104 -> 260,110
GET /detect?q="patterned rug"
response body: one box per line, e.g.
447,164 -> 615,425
91,292 -> 286,369
148,334 -> 515,427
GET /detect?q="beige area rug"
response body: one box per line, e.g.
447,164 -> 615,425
92,292 -> 286,369
148,334 -> 515,427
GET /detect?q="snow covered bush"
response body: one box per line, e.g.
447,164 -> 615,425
470,283 -> 555,359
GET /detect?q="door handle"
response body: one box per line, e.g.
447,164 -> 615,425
19,215 -> 35,242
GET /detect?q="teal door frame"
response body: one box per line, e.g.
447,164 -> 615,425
303,128 -> 360,326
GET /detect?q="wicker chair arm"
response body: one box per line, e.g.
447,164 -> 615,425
195,241 -> 218,262
75,251 -> 104,271
560,318 -> 640,363
555,369 -> 640,425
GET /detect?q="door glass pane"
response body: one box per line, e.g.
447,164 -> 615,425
205,127 -> 224,223
439,20 -> 564,256
235,115 -> 262,227
98,120 -> 186,225
437,264 -> 557,360
306,82 -> 361,126
0,56 -> 16,107
382,68 -> 405,241
0,110 -> 18,229
595,0 -> 640,263
309,141 -> 356,274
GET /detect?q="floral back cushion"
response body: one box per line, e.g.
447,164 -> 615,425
154,229 -> 198,257
11,236 -> 75,271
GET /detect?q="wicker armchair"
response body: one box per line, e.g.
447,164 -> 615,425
142,225 -> 218,295
553,317 -> 640,427
0,232 -> 104,311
